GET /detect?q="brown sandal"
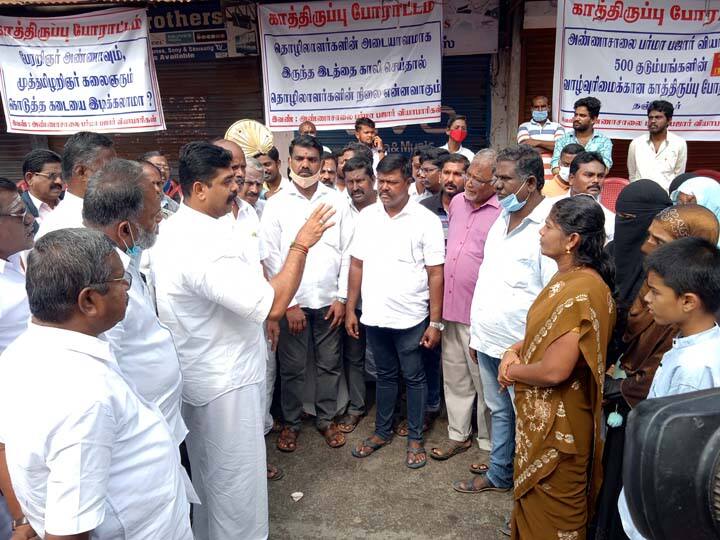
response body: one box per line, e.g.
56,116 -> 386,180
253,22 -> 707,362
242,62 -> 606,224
320,423 -> 346,448
430,439 -> 472,461
267,464 -> 284,481
336,413 -> 364,434
277,427 -> 299,453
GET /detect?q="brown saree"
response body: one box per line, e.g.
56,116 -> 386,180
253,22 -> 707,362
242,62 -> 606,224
511,270 -> 615,540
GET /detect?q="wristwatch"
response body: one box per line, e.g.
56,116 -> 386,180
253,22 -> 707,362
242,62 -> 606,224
429,321 -> 445,332
12,515 -> 29,530
337,297 -> 347,305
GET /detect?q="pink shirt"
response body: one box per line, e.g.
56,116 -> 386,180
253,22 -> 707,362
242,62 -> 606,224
443,193 -> 501,325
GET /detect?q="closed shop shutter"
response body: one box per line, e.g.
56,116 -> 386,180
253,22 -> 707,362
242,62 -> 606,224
315,54 -> 492,155
519,28 -> 720,179
48,56 -> 263,171
0,111 -> 34,183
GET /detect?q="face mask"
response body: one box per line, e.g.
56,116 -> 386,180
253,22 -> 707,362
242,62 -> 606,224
499,179 -> 528,213
448,129 -> 467,144
558,167 -> 570,182
121,224 -> 141,258
289,169 -> 321,189
532,110 -> 548,122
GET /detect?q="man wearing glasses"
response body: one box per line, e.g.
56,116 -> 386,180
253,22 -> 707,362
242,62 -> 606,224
429,149 -> 500,464
20,149 -> 63,227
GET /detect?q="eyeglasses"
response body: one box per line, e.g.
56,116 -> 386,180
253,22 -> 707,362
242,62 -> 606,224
320,168 -> 337,175
90,270 -> 133,289
419,167 -> 439,175
34,172 -> 62,182
465,174 -> 494,186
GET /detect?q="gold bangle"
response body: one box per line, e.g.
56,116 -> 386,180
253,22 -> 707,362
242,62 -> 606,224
289,242 -> 308,256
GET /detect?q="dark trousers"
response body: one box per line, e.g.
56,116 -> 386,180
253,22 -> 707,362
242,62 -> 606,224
278,306 -> 342,431
422,345 -> 442,413
342,309 -> 367,416
367,319 -> 428,442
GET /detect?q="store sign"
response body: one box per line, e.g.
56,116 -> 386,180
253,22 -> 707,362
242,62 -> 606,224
442,0 -> 499,56
258,1 -> 443,130
149,1 -> 258,63
553,0 -> 720,140
0,8 -> 164,135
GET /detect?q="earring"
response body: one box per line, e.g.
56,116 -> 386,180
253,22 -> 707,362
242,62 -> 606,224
565,247 -> 571,254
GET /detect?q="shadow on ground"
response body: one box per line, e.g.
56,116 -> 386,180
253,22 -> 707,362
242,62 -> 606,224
267,408 -> 512,540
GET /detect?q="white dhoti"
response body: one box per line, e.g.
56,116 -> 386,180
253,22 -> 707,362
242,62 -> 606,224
183,382 -> 268,540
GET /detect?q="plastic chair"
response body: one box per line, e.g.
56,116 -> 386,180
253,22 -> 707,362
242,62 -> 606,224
691,169 -> 720,184
602,177 -> 629,213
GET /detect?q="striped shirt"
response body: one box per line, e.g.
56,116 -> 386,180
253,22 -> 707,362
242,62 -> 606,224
517,120 -> 565,182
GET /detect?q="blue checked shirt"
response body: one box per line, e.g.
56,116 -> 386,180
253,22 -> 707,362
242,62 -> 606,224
551,130 -> 613,170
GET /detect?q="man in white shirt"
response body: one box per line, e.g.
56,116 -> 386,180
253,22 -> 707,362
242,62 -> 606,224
0,178 -> 35,539
409,146 -> 432,202
0,228 -> 193,540
335,157 -> 378,433
337,142 -> 373,192
257,146 -> 289,200
346,154 -> 445,469
242,157 -> 266,218
20,149 -> 63,227
459,145 -> 557,493
82,159 -> 191,478
627,100 -> 687,191
151,141 -> 333,540
36,132 -> 116,239
567,151 -> 616,242
261,135 -> 353,452
440,114 -> 475,161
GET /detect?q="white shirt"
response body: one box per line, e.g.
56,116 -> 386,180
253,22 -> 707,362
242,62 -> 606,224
469,197 -> 558,358
261,181 -> 353,308
27,192 -> 54,223
409,182 -> 432,203
35,191 -> 84,239
627,131 -> 687,191
440,142 -> 475,161
221,199 -> 267,269
151,204 -> 275,406
619,325 -> 720,540
0,324 -> 191,539
351,200 -> 445,329
100,249 -> 186,447
0,253 -> 29,354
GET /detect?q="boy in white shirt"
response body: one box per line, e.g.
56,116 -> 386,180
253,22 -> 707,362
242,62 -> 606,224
619,237 -> 720,539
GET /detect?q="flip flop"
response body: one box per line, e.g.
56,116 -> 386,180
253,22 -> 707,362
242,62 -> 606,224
406,445 -> 427,469
336,413 -> 364,434
452,474 -> 510,494
351,436 -> 391,458
430,439 -> 472,461
267,464 -> 284,482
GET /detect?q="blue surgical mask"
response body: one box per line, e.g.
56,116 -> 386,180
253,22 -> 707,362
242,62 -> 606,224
122,225 -> 142,258
499,180 -> 528,213
532,110 -> 548,122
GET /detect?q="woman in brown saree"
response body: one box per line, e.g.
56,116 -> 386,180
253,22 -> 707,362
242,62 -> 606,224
498,195 -> 616,540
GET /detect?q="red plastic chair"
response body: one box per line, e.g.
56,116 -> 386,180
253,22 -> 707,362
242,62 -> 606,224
602,177 -> 629,213
691,169 -> 720,184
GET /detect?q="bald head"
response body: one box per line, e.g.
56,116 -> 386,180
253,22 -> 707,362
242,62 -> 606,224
213,139 -> 246,183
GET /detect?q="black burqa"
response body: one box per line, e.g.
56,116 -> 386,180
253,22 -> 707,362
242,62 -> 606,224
612,179 -> 672,311
591,179 -> 671,540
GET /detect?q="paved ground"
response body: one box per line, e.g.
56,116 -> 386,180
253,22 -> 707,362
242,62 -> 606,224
266,409 -> 513,539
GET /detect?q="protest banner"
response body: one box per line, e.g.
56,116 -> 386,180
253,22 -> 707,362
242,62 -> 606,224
258,1 -> 443,130
443,0 -> 498,56
0,8 -> 164,135
552,0 -> 720,140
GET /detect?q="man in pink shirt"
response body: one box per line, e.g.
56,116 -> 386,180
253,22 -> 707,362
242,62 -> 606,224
430,149 -> 502,461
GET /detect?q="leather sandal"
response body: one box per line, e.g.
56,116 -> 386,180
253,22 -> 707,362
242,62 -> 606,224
430,438 -> 472,461
352,435 -> 391,458
277,427 -> 299,453
320,423 -> 346,448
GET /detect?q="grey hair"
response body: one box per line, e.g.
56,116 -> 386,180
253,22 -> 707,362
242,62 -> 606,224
472,148 -> 497,166
246,157 -> 264,181
82,159 -> 145,227
61,131 -> 113,181
497,144 -> 545,190
26,228 -> 116,323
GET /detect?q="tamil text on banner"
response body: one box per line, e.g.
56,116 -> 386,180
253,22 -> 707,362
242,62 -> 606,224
0,8 -> 164,135
552,1 -> 720,140
258,1 -> 443,130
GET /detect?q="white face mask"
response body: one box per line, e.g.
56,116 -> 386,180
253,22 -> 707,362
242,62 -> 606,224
558,166 -> 570,182
289,169 -> 321,189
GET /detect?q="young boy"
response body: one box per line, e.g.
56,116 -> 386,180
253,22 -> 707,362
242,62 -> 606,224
619,237 -> 720,539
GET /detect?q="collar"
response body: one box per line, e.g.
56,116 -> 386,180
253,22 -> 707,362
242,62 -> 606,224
672,324 -> 720,349
502,195 -> 554,225
378,198 -> 417,220
0,252 -> 23,274
62,191 -> 83,206
28,192 -> 47,211
176,202 -> 222,228
26,322 -> 115,363
463,193 -> 500,211
287,179 -> 331,202
572,130 -> 602,142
